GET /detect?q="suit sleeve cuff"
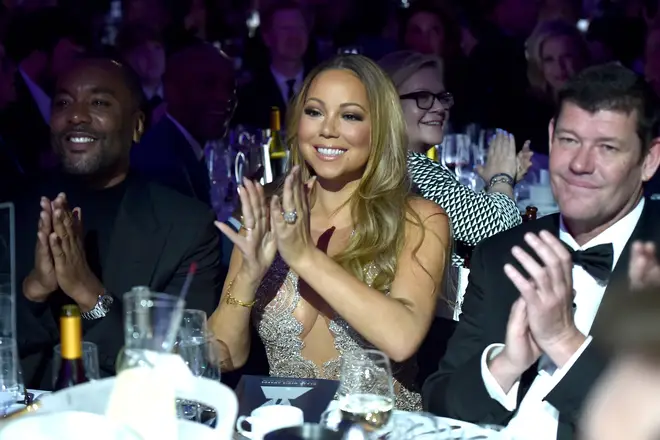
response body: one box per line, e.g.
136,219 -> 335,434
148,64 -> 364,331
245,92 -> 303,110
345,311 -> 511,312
545,336 -> 593,389
481,343 -> 520,412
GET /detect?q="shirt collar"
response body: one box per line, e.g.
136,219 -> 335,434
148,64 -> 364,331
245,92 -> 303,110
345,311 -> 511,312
166,113 -> 204,160
559,198 -> 645,270
270,66 -> 304,89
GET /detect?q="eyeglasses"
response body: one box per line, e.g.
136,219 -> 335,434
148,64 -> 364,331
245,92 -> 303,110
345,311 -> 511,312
399,91 -> 454,110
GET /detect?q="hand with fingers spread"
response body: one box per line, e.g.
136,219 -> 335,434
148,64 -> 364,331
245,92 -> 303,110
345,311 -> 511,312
215,177 -> 277,284
270,166 -> 317,271
49,194 -> 103,308
489,298 -> 542,391
476,129 -> 518,183
23,196 -> 59,302
503,230 -> 585,367
515,141 -> 534,182
628,241 -> 660,291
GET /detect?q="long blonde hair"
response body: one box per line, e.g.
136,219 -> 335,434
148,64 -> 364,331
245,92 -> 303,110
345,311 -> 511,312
283,54 -> 418,292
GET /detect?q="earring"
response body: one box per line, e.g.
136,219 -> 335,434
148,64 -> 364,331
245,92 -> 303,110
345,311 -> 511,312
133,119 -> 144,143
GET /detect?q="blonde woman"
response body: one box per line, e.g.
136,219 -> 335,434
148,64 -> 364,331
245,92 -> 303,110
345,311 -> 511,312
379,51 -> 532,268
520,19 -> 590,153
526,19 -> 589,100
210,54 -> 451,411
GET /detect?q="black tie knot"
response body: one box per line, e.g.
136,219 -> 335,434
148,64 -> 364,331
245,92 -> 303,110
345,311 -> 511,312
567,243 -> 614,283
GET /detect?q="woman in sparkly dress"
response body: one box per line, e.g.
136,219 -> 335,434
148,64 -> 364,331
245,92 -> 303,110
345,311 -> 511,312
210,54 -> 451,411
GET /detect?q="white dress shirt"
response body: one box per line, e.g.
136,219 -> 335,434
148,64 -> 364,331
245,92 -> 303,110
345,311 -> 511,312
20,68 -> 51,123
270,66 -> 303,105
166,113 -> 204,160
480,199 -> 645,440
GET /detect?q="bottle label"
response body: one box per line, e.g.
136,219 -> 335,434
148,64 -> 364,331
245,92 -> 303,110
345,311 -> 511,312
60,316 -> 83,359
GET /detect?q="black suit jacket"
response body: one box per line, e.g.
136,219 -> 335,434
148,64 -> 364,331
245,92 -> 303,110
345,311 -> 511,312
423,200 -> 660,440
131,117 -> 211,205
232,68 -> 291,130
13,174 -> 223,389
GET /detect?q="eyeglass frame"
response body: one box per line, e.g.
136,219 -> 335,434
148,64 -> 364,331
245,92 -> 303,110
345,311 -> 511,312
399,91 -> 454,111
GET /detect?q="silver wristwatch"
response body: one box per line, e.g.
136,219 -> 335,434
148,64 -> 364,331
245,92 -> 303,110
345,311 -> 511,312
81,292 -> 114,320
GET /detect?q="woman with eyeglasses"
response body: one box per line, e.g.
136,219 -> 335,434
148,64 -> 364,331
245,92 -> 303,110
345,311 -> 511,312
379,51 -> 532,268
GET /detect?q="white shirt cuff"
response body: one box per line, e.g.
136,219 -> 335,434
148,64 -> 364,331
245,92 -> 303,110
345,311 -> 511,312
543,335 -> 593,389
481,343 -> 520,412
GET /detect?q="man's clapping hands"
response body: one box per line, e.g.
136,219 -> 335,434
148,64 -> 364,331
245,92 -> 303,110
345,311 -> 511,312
23,193 -> 102,311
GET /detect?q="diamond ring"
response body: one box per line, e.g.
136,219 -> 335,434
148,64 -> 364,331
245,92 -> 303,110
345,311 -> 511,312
283,210 -> 298,224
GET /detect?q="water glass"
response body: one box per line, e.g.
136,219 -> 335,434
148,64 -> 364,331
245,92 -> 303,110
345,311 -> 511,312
52,341 -> 100,387
337,349 -> 395,434
123,288 -> 182,352
0,295 -> 20,413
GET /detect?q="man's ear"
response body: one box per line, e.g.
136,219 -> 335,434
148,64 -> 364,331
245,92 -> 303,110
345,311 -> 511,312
642,137 -> 660,182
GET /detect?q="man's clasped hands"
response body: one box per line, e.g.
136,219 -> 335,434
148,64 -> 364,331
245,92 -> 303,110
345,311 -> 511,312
22,193 -> 103,312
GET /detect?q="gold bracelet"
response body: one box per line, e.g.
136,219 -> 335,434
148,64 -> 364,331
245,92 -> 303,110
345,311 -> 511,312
224,281 -> 256,308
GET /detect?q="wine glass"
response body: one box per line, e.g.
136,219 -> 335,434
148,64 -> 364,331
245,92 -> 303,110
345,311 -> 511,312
442,134 -> 471,177
175,309 -> 222,423
336,349 -> 395,435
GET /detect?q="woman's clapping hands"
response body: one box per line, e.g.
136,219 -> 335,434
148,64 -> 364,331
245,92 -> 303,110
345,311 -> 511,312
216,166 -> 318,282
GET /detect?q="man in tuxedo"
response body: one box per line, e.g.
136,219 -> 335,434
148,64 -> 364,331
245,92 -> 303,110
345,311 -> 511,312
13,56 -> 222,389
422,63 -> 660,440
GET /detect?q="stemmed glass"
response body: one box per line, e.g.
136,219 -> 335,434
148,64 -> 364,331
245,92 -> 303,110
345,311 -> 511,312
336,349 -> 395,436
174,309 -> 222,424
442,134 -> 471,178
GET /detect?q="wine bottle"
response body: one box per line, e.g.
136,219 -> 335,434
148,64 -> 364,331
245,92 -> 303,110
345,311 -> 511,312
268,106 -> 288,179
53,305 -> 88,391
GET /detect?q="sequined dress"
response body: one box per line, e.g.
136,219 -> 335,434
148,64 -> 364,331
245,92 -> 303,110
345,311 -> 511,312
251,251 -> 422,412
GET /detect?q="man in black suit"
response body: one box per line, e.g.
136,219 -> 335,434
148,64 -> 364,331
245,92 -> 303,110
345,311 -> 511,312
13,56 -> 222,390
131,43 -> 236,205
233,1 -> 310,129
423,63 -> 660,440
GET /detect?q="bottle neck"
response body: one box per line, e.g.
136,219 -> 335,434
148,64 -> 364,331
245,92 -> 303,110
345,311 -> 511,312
60,315 -> 83,360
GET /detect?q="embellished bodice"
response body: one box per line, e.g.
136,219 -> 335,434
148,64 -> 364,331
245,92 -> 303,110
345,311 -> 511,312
251,254 -> 422,411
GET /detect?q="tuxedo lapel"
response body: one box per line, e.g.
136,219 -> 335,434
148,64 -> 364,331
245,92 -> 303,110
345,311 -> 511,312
103,178 -> 168,295
592,200 -> 660,330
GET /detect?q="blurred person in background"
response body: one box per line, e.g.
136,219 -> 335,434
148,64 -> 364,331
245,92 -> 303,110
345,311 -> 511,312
517,19 -> 590,154
116,23 -> 166,127
644,25 -> 660,99
464,0 -> 541,132
538,0 -> 581,23
132,43 -> 236,205
122,0 -> 199,53
580,283 -> 660,440
2,6 -> 90,174
398,2 -> 474,129
233,0 -> 311,129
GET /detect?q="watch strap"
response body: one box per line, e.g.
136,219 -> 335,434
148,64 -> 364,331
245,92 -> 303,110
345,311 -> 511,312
488,173 -> 515,188
81,291 -> 114,320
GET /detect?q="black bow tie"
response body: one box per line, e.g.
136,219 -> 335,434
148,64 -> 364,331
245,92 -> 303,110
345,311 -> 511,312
568,243 -> 614,283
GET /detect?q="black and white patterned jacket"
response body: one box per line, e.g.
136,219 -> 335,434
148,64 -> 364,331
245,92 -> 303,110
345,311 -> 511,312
407,151 -> 522,267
